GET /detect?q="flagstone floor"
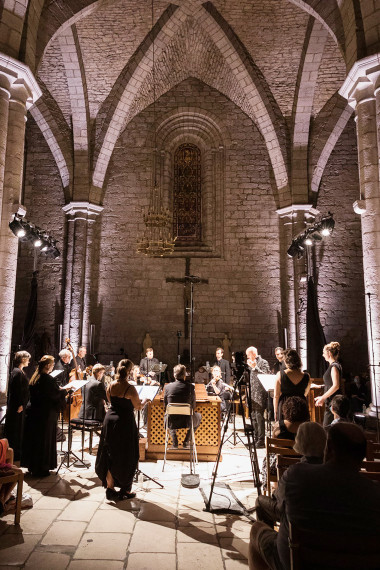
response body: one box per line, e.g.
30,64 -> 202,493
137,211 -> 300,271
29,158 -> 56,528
0,420 -> 265,569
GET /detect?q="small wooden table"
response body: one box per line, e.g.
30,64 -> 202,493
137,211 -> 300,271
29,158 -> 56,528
146,384 -> 221,461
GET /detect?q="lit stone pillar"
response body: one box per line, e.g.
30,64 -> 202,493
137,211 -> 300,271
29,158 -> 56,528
277,205 -> 318,363
0,55 -> 41,401
340,56 -> 380,418
62,202 -> 103,352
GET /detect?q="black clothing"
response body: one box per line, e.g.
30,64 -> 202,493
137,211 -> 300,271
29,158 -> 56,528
139,357 -> 159,377
272,360 -> 285,374
78,378 -> 107,422
277,370 -> 309,419
54,359 -> 71,387
213,358 -> 231,383
4,367 -> 29,460
206,379 -> 231,412
248,356 -> 270,445
70,356 -> 86,372
21,373 -> 66,475
95,391 -> 139,492
164,379 -> 201,443
276,418 -> 296,440
323,361 -> 342,426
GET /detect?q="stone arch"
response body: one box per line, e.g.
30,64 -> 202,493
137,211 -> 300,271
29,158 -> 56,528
0,0 -> 29,59
92,3 -> 289,205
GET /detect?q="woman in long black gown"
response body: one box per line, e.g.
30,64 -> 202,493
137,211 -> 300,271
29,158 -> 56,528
273,349 -> 311,421
95,359 -> 146,501
4,351 -> 31,461
21,355 -> 67,476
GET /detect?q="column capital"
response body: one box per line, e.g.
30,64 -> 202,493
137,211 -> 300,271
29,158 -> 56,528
340,54 -> 380,107
0,52 -> 42,108
63,201 -> 104,222
276,204 -> 319,220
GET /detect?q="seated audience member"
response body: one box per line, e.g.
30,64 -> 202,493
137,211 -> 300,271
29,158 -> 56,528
261,397 -> 310,492
249,423 -> 380,570
206,365 -> 233,412
164,364 -> 201,449
77,363 -> 107,422
256,422 -> 327,529
330,394 -> 351,425
0,439 -> 23,516
194,365 -> 209,384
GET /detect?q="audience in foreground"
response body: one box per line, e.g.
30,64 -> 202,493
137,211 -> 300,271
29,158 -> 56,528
249,422 -> 380,570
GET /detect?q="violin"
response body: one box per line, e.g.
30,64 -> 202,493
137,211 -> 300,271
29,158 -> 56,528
65,337 -> 84,380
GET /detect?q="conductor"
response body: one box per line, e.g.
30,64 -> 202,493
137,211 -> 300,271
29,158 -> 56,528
164,364 -> 202,449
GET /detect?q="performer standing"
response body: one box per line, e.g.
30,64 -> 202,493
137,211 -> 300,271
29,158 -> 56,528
139,348 -> 159,383
4,351 -> 31,461
54,349 -> 72,386
272,347 -> 285,374
246,346 -> 270,448
315,341 -> 342,426
95,359 -> 146,500
21,355 -> 67,476
213,347 -> 231,384
71,345 -> 87,372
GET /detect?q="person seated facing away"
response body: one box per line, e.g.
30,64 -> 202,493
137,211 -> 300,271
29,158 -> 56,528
194,365 -> 209,384
77,363 -> 107,422
164,364 -> 202,449
139,348 -> 159,384
330,394 -> 351,425
206,365 -> 233,412
0,438 -> 24,516
249,423 -> 380,570
213,347 -> 231,384
273,396 -> 310,440
256,421 -> 327,530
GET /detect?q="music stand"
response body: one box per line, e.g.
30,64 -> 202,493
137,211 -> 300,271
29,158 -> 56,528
56,379 -> 89,474
151,363 -> 167,387
258,374 -> 277,437
134,385 -> 164,489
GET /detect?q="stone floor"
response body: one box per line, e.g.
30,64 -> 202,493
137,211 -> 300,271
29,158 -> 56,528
0,420 -> 265,569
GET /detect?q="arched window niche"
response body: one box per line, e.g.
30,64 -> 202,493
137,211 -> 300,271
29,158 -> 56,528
156,109 -> 227,258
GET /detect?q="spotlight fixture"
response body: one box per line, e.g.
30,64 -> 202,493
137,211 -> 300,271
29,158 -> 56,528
9,214 -> 60,258
287,213 -> 335,258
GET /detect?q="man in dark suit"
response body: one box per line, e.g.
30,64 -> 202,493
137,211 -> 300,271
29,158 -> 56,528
55,349 -> 72,386
164,364 -> 202,449
78,363 -> 107,422
213,347 -> 231,384
139,348 -> 159,382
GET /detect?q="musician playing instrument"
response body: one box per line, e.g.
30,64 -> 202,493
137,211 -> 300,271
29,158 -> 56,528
70,346 -> 87,375
54,349 -> 72,386
206,365 -> 233,412
139,348 -> 160,384
77,363 -> 107,422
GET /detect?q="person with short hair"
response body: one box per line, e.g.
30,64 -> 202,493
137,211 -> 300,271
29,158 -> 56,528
330,394 -> 351,425
249,423 -> 380,570
73,346 -> 87,372
273,348 -> 311,421
4,351 -> 31,461
315,341 -> 342,426
246,346 -> 271,448
21,355 -> 68,476
77,363 -> 107,422
139,348 -> 159,383
164,364 -> 202,449
213,347 -> 231,384
272,347 -> 285,374
206,365 -> 233,412
55,348 -> 72,386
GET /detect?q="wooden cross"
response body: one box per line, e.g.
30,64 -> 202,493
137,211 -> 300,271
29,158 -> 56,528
166,257 -> 208,339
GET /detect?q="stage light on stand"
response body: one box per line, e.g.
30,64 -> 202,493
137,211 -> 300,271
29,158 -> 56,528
9,214 -> 61,258
287,212 -> 335,259
304,237 -> 313,246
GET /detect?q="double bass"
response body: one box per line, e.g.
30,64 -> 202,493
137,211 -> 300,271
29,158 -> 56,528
63,338 -> 83,420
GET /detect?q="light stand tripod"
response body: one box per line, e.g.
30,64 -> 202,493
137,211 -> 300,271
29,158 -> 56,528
204,368 -> 262,513
224,384 -> 245,447
57,389 -> 89,474
74,378 -> 91,468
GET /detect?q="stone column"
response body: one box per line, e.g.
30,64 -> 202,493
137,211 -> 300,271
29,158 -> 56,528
277,205 -> 318,364
62,202 -> 103,353
340,56 -> 380,418
0,54 -> 41,401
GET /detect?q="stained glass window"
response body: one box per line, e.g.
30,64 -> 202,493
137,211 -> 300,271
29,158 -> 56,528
173,143 -> 202,242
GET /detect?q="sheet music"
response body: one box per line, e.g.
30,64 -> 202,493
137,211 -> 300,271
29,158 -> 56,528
257,374 -> 277,392
50,369 -> 63,378
62,379 -> 89,391
135,385 -> 160,401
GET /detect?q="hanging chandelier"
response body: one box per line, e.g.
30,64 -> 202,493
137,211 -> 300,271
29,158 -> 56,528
137,0 -> 175,257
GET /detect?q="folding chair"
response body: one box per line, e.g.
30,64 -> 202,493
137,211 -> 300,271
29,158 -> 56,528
162,403 -> 197,471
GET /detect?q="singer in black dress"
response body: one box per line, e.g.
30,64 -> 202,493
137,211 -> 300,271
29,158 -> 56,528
274,349 -> 311,421
4,351 -> 31,461
21,355 -> 67,476
95,359 -> 146,501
